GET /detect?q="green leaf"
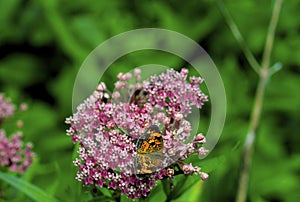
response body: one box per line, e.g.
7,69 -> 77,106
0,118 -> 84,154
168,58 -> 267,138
140,180 -> 166,202
161,178 -> 171,199
169,175 -> 199,200
0,0 -> 20,25
98,187 -> 112,198
173,178 -> 203,202
120,194 -> 133,202
0,172 -> 58,202
269,62 -> 282,75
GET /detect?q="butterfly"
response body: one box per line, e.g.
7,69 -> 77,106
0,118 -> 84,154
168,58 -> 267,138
134,125 -> 165,177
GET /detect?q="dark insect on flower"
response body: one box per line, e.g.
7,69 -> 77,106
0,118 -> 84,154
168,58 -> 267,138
134,125 -> 165,178
129,85 -> 147,106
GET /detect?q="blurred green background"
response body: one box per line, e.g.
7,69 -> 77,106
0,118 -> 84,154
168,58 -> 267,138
0,0 -> 299,201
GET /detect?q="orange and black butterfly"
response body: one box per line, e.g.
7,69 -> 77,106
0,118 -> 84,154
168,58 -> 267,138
134,125 -> 164,177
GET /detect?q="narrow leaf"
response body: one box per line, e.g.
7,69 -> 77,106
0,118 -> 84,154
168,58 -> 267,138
0,172 -> 58,202
269,62 -> 282,75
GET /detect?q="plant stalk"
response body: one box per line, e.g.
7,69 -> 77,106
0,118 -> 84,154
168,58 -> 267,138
235,0 -> 283,202
217,0 -> 261,74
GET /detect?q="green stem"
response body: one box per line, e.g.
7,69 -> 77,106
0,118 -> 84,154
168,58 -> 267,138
235,1 -> 283,202
235,71 -> 268,202
261,0 -> 283,71
218,1 -> 261,74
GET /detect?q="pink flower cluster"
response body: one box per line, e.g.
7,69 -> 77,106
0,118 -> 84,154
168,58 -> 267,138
0,94 -> 15,119
0,130 -> 34,173
144,68 -> 207,116
66,68 -> 209,200
0,93 -> 34,173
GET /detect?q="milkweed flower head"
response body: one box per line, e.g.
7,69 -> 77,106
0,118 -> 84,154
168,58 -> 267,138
0,130 -> 34,173
66,68 -> 209,200
0,93 -> 34,173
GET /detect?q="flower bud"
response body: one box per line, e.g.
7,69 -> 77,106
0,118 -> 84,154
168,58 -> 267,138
200,172 -> 209,181
112,92 -> 121,100
180,68 -> 189,77
167,168 -> 175,177
97,82 -> 106,91
182,163 -> 194,174
194,133 -> 206,144
20,103 -> 28,111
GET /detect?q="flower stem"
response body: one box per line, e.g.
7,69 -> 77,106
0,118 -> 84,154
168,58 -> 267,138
217,0 -> 261,74
235,1 -> 283,202
235,71 -> 268,202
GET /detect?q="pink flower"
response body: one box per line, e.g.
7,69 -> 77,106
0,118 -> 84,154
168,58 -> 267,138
200,172 -> 209,181
19,103 -> 28,111
183,163 -> 195,174
167,168 -> 175,177
174,113 -> 183,122
0,94 -> 15,119
194,133 -> 206,143
143,69 -> 208,116
197,147 -> 209,155
97,82 -> 107,91
134,68 -> 141,81
0,94 -> 34,174
66,68 -> 209,200
0,130 -> 34,173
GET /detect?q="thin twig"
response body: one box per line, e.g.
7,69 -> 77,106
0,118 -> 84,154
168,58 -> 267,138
235,1 -> 283,202
235,75 -> 268,202
261,0 -> 283,71
218,1 -> 261,74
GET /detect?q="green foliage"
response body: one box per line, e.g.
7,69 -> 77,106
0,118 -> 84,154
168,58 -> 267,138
0,0 -> 299,201
0,172 -> 57,202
